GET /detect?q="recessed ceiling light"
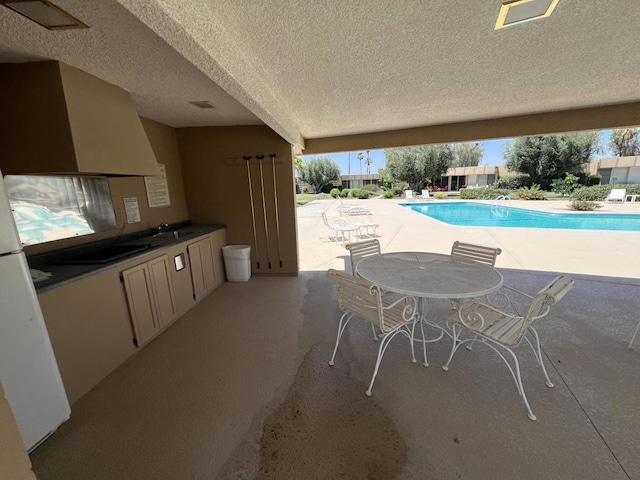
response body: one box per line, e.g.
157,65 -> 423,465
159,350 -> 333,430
0,0 -> 88,29
188,101 -> 216,109
495,0 -> 560,30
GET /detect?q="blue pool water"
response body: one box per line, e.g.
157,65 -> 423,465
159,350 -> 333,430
402,202 -> 640,231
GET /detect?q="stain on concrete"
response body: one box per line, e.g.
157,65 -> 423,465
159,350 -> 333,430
216,344 -> 408,479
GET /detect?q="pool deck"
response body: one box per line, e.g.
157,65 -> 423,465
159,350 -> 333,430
298,197 -> 640,279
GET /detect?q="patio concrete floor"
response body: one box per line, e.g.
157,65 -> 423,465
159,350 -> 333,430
30,198 -> 640,479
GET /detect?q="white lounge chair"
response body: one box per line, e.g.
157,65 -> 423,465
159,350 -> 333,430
404,190 -> 416,201
604,188 -> 626,203
442,275 -> 574,420
327,269 -> 421,396
337,196 -> 372,216
420,189 -> 434,201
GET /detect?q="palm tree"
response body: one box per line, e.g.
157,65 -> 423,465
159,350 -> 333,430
366,150 -> 372,174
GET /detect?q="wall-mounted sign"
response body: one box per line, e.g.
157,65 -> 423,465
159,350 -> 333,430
123,197 -> 140,223
144,163 -> 171,208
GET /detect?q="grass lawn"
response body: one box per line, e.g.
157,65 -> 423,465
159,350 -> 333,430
296,193 -> 318,205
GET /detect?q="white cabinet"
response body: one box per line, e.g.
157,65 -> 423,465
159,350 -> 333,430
187,236 -> 216,302
121,255 -> 177,347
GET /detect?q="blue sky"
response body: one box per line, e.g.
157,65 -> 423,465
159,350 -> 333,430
302,130 -> 613,175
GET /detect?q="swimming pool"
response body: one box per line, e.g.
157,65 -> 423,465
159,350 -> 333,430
401,202 -> 640,231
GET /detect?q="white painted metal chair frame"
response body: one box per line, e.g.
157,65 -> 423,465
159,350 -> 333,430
442,275 -> 574,421
346,239 -> 383,342
337,196 -> 372,216
327,269 -> 423,396
449,241 -> 502,309
629,319 -> 640,349
320,211 -> 359,245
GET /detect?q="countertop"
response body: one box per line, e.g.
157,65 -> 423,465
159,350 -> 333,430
28,222 -> 225,293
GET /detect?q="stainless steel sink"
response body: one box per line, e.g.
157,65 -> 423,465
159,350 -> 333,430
152,230 -> 197,239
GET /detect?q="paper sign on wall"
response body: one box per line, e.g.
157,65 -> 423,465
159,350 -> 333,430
144,163 -> 171,208
124,197 -> 141,224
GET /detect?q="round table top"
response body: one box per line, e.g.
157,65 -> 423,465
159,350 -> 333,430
356,251 -> 503,299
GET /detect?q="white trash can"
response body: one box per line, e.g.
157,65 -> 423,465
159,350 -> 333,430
222,245 -> 251,282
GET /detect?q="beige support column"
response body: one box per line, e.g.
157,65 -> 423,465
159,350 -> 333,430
0,382 -> 37,480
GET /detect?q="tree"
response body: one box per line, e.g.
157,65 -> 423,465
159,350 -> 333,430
609,128 -> 640,157
452,142 -> 483,167
294,156 -> 305,176
503,132 -> 600,190
550,172 -> 580,196
298,156 -> 340,193
384,145 -> 453,191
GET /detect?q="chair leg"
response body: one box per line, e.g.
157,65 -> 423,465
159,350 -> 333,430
629,318 -> 640,349
329,312 -> 352,366
409,321 -> 417,364
370,323 -> 379,342
502,346 -> 537,421
419,319 -> 428,367
525,327 -> 554,388
442,324 -> 462,371
366,330 -> 403,396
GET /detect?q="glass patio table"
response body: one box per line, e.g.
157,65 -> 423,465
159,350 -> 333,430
356,251 -> 504,365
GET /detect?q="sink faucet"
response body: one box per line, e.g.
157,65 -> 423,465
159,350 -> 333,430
156,223 -> 169,235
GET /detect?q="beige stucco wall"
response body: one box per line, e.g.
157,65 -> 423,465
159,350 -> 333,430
177,126 -> 299,274
22,117 -> 189,255
0,383 -> 36,480
303,102 -> 640,154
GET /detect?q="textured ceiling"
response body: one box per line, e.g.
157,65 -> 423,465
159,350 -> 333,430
1,0 -> 639,150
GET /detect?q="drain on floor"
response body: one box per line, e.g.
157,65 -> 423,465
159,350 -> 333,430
216,344 -> 408,479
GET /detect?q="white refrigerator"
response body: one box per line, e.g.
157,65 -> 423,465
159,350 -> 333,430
0,169 -> 70,452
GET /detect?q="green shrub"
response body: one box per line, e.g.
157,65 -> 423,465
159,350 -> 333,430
550,173 -> 580,196
587,175 -> 601,186
459,188 -> 510,200
516,184 -> 547,200
339,189 -> 350,198
572,184 -> 640,201
496,175 -> 531,190
329,188 -> 341,198
354,189 -> 370,199
349,188 -> 362,198
434,192 -> 448,199
570,200 -> 599,211
363,184 -> 379,193
382,190 -> 395,199
393,188 -> 404,196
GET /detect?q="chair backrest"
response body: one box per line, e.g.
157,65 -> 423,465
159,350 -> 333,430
346,239 -> 381,275
404,190 -> 414,199
451,241 -> 502,266
524,275 -> 574,325
320,211 -> 331,228
327,269 -> 416,332
421,189 -> 430,198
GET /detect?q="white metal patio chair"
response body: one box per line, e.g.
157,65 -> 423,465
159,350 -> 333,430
327,269 -> 422,396
442,275 -> 575,420
449,241 -> 502,308
320,211 -> 359,245
346,239 -> 383,341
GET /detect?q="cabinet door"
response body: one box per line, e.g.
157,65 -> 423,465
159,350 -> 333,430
148,256 -> 177,329
200,237 -> 216,293
210,229 -> 226,289
188,240 -> 206,301
121,264 -> 159,347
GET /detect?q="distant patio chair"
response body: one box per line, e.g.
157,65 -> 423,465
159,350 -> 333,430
404,190 -> 416,201
320,211 -> 359,245
337,196 -> 372,216
420,189 -> 434,201
604,188 -> 626,203
327,269 -> 421,396
442,275 -> 574,420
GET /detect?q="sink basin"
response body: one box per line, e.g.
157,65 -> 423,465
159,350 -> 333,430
51,244 -> 157,264
152,230 -> 197,239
